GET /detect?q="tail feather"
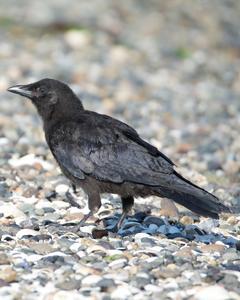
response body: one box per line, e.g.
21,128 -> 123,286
157,171 -> 231,219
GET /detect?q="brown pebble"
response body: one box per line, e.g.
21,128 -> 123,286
33,162 -> 43,171
0,267 -> 17,283
176,143 -> 192,154
64,212 -> 84,222
200,244 -> 225,253
175,246 -> 193,258
180,216 -> 194,225
0,254 -> 10,265
227,216 -> 237,225
92,229 -> 109,239
160,198 -> 179,219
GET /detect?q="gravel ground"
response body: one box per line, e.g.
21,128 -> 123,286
0,1 -> 240,299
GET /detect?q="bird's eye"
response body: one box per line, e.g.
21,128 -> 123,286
36,87 -> 46,96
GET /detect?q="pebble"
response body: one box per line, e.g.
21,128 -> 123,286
194,285 -> 231,300
143,216 -> 165,226
180,216 -> 194,225
55,184 -> 69,196
0,267 -> 17,283
81,275 -> 102,286
134,233 -> 156,244
8,154 -> 53,170
0,254 -> 10,265
111,285 -> 132,299
109,258 -> 127,269
16,229 -> 40,239
200,244 -> 225,253
97,278 -> 115,289
0,203 -> 26,218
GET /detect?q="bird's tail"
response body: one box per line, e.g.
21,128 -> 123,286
156,171 -> 231,219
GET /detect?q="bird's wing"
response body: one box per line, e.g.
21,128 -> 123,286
48,116 -> 174,186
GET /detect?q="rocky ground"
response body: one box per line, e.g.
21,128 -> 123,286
0,1 -> 240,299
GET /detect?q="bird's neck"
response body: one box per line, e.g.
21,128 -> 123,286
40,99 -> 84,134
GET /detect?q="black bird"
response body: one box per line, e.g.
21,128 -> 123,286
8,78 -> 231,231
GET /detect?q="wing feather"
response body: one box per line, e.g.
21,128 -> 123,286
48,115 -> 174,186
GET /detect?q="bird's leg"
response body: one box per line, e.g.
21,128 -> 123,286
72,192 -> 101,232
110,196 -> 134,232
78,211 -> 93,227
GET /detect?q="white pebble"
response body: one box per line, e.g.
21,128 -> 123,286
16,229 -> 39,239
69,243 -> 82,253
81,275 -> 102,286
111,285 -> 132,299
0,203 -> 25,218
195,285 -> 230,300
55,184 -> 69,196
8,153 -> 53,170
109,258 -> 127,269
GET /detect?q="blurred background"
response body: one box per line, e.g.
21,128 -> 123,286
0,0 -> 240,208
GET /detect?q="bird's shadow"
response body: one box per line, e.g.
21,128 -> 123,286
98,212 -> 239,250
46,210 -> 239,250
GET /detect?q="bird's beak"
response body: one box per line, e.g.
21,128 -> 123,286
7,84 -> 33,99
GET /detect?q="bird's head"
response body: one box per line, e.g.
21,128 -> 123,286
7,78 -> 83,121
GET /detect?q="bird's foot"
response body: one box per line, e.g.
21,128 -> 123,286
68,211 -> 95,233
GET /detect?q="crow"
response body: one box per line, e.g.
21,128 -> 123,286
8,78 -> 231,231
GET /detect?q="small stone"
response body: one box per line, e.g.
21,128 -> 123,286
43,207 -> 55,213
55,184 -> 69,196
133,273 -> 151,288
51,290 -> 86,300
157,225 -> 168,234
8,154 -> 53,170
16,229 -> 39,239
160,199 -> 179,218
134,233 -> 155,244
168,226 -> 181,235
227,216 -> 238,225
0,267 -> 17,283
198,219 -> 219,232
175,247 -> 193,259
180,216 -> 194,225
27,242 -> 55,255
207,159 -> 222,171
147,224 -> 159,234
69,243 -> 82,253
97,278 -> 116,289
65,30 -> 91,50
200,244 -> 225,253
31,234 -> 52,242
0,253 -> 10,265
92,228 -> 109,239
195,285 -> 230,300
0,203 -> 26,218
222,251 -> 239,261
111,285 -> 132,299
143,216 -> 165,226
109,258 -> 127,269
64,212 -> 84,222
144,284 -> 163,293
223,160 -> 240,175
81,275 -> 102,286
35,208 -> 45,216
53,200 -> 70,209
1,234 -> 15,241
55,278 -> 81,290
